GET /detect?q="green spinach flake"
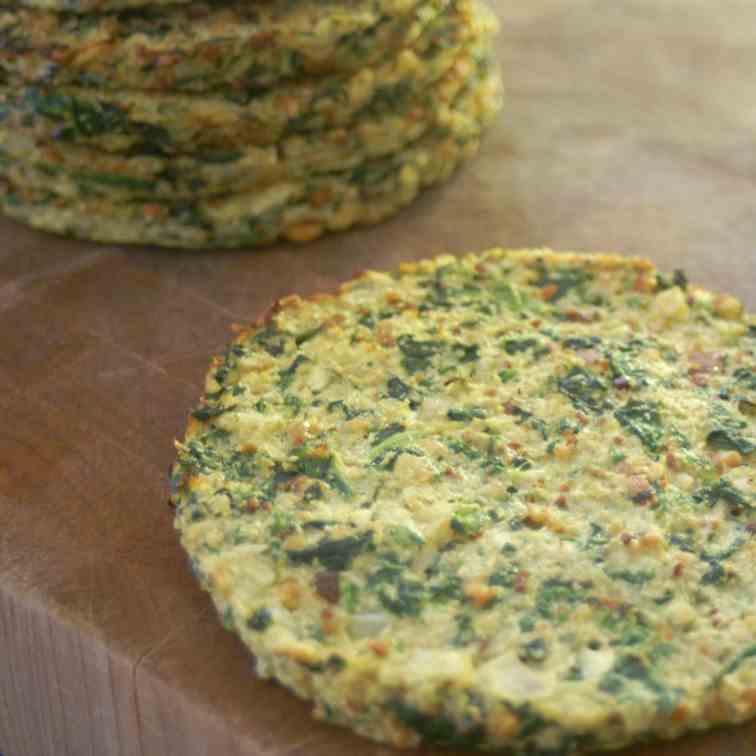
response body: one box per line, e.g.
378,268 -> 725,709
389,700 -> 485,749
372,423 -> 406,446
278,354 -> 309,390
447,407 -> 487,422
693,479 -> 750,510
191,403 -> 236,422
504,338 -> 539,355
534,261 -> 592,302
295,450 -> 352,497
247,608 -> 272,632
286,532 -> 372,571
706,429 -> 755,456
452,343 -> 480,363
254,323 -> 287,356
615,400 -> 664,454
558,367 -> 610,414
450,507 -> 486,537
397,335 -> 444,374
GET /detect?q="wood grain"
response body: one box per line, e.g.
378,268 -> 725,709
1,1 -> 755,754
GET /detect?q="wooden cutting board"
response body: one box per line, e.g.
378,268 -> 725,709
1,1 -> 754,754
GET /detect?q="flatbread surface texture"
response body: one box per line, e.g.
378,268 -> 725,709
171,249 -> 756,753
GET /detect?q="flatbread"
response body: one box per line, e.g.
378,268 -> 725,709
170,249 -> 756,752
0,0 -> 449,94
0,43 -> 493,199
0,66 -> 501,246
0,0 -> 495,154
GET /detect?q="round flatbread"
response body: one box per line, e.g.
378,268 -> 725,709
0,0 -> 449,94
170,249 -> 755,752
0,0 -> 495,154
0,43 -> 492,199
0,66 -> 501,246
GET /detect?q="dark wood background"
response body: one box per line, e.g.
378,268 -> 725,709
1,1 -> 754,754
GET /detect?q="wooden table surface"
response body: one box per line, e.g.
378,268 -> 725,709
1,1 -> 755,754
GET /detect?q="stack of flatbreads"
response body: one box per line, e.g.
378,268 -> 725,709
0,0 -> 502,247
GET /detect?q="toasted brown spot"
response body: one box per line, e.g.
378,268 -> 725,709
314,571 -> 341,604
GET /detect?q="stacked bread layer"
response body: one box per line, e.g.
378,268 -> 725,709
0,0 -> 501,247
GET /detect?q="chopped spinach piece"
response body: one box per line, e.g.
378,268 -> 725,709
387,376 -> 410,400
269,510 -> 296,537
358,312 -> 376,329
536,578 -> 587,620
428,574 -> 463,603
260,463 -> 298,502
558,367 -> 610,414
295,325 -> 323,346
278,354 -> 309,391
283,393 -> 302,415
247,608 -> 272,632
179,441 -> 256,483
706,429 -> 755,456
327,400 -> 362,420
453,613 -> 476,647
719,644 -> 756,679
213,343 -> 244,385
341,582 -> 360,612
447,407 -> 487,422
445,438 -> 481,460
451,507 -> 486,537
534,260 -> 592,302
302,518 -> 330,530
372,423 -> 406,446
489,565 -> 518,589
376,576 -> 426,617
286,532 -> 372,571
563,337 -> 601,350
304,483 -> 323,502
519,615 -> 536,633
494,282 -> 530,311
397,335 -> 443,374
615,400 -> 664,454
586,523 -> 610,549
607,570 -> 655,586
295,450 -> 352,497
694,479 -> 750,510
656,269 -> 688,291
452,343 -> 480,363
700,562 -> 728,586
389,700 -> 485,749
371,447 -> 424,471
296,452 -> 332,480
733,366 -> 756,391
388,524 -> 425,547
191,403 -> 236,422
512,456 -> 532,470
498,368 -> 517,384
669,533 -> 695,552
254,323 -> 287,356
519,638 -> 548,665
504,338 -> 539,355
654,590 -> 675,605
608,351 -> 648,389
603,654 -> 679,712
